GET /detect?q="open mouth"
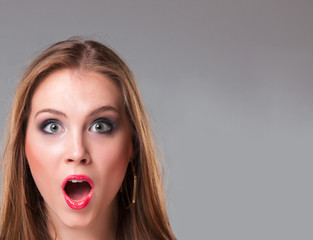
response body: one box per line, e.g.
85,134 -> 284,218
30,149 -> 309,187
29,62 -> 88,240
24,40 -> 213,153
64,180 -> 91,200
62,175 -> 94,210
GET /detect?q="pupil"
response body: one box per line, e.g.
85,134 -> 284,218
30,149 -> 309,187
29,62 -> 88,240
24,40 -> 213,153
51,124 -> 58,132
96,124 -> 103,130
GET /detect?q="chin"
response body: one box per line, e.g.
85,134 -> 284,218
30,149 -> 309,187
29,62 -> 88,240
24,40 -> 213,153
46,201 -> 96,230
64,215 -> 94,229
45,193 -> 118,234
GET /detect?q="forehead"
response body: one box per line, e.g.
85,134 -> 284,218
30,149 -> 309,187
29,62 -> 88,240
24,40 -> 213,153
30,69 -> 123,113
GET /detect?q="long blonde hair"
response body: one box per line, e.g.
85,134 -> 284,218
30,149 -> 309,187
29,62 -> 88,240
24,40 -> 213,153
0,39 -> 176,240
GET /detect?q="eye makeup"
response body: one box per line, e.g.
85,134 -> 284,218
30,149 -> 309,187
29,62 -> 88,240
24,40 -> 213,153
39,119 -> 64,134
38,117 -> 118,135
89,117 -> 116,135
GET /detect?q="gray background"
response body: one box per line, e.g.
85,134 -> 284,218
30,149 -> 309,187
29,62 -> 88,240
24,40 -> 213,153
0,0 -> 312,239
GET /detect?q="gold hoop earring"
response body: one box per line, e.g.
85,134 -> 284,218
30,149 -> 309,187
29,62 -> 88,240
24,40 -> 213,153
121,159 -> 137,209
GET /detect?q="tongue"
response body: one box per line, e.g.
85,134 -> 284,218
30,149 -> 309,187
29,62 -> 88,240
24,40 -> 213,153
64,182 -> 91,201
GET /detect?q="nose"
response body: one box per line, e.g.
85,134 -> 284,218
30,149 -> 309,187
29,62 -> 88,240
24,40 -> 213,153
65,131 -> 91,165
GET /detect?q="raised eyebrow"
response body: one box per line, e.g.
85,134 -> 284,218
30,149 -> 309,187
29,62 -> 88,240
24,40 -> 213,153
35,108 -> 67,118
89,106 -> 119,117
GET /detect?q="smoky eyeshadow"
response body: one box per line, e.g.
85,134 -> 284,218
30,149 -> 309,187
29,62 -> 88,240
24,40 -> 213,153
38,119 -> 62,134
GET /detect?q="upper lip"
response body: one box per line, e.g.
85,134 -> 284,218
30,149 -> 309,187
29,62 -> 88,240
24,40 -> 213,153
62,174 -> 94,191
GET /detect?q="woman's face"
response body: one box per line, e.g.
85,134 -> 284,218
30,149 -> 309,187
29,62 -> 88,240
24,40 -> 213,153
25,69 -> 132,230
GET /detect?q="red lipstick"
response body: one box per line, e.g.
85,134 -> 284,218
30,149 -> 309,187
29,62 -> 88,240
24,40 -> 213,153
62,175 -> 94,210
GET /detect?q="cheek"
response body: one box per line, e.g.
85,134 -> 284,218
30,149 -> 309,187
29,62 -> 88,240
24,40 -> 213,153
25,134 -> 43,177
25,132 -> 59,188
91,134 -> 133,186
26,141 -> 42,172
25,137 -> 47,201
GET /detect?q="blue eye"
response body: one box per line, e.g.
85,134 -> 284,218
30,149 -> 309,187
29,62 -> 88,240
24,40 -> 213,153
40,120 -> 63,134
90,119 -> 113,134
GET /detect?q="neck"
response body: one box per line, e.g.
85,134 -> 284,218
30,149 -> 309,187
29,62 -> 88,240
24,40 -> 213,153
47,199 -> 118,240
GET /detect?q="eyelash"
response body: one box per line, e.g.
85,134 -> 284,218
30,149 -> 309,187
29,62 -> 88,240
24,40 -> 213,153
39,119 -> 63,134
39,118 -> 115,135
89,118 -> 115,134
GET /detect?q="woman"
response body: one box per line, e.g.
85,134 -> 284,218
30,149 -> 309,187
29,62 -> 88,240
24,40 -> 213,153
0,39 -> 176,240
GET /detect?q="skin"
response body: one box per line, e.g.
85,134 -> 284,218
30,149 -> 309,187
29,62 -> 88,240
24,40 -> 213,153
25,69 -> 133,240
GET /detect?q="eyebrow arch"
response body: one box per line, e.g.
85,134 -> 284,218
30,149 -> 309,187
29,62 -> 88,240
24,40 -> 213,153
34,106 -> 119,119
89,106 -> 119,117
35,108 -> 67,118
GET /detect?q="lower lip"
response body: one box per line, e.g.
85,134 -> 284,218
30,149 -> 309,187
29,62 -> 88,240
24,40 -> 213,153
62,175 -> 94,210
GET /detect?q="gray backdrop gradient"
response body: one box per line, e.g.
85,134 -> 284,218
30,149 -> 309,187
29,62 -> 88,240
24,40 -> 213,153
0,1 -> 312,239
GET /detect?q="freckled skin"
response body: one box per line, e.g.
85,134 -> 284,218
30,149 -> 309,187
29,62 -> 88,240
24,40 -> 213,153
25,69 -> 133,239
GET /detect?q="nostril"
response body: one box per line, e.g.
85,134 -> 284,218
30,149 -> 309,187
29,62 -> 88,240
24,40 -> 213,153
65,158 -> 90,164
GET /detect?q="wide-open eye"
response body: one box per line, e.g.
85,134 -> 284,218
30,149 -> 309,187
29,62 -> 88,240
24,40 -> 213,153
41,121 -> 63,134
90,119 -> 113,134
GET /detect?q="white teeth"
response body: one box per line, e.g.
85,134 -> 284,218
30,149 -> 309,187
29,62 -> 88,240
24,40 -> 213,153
70,180 -> 85,183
